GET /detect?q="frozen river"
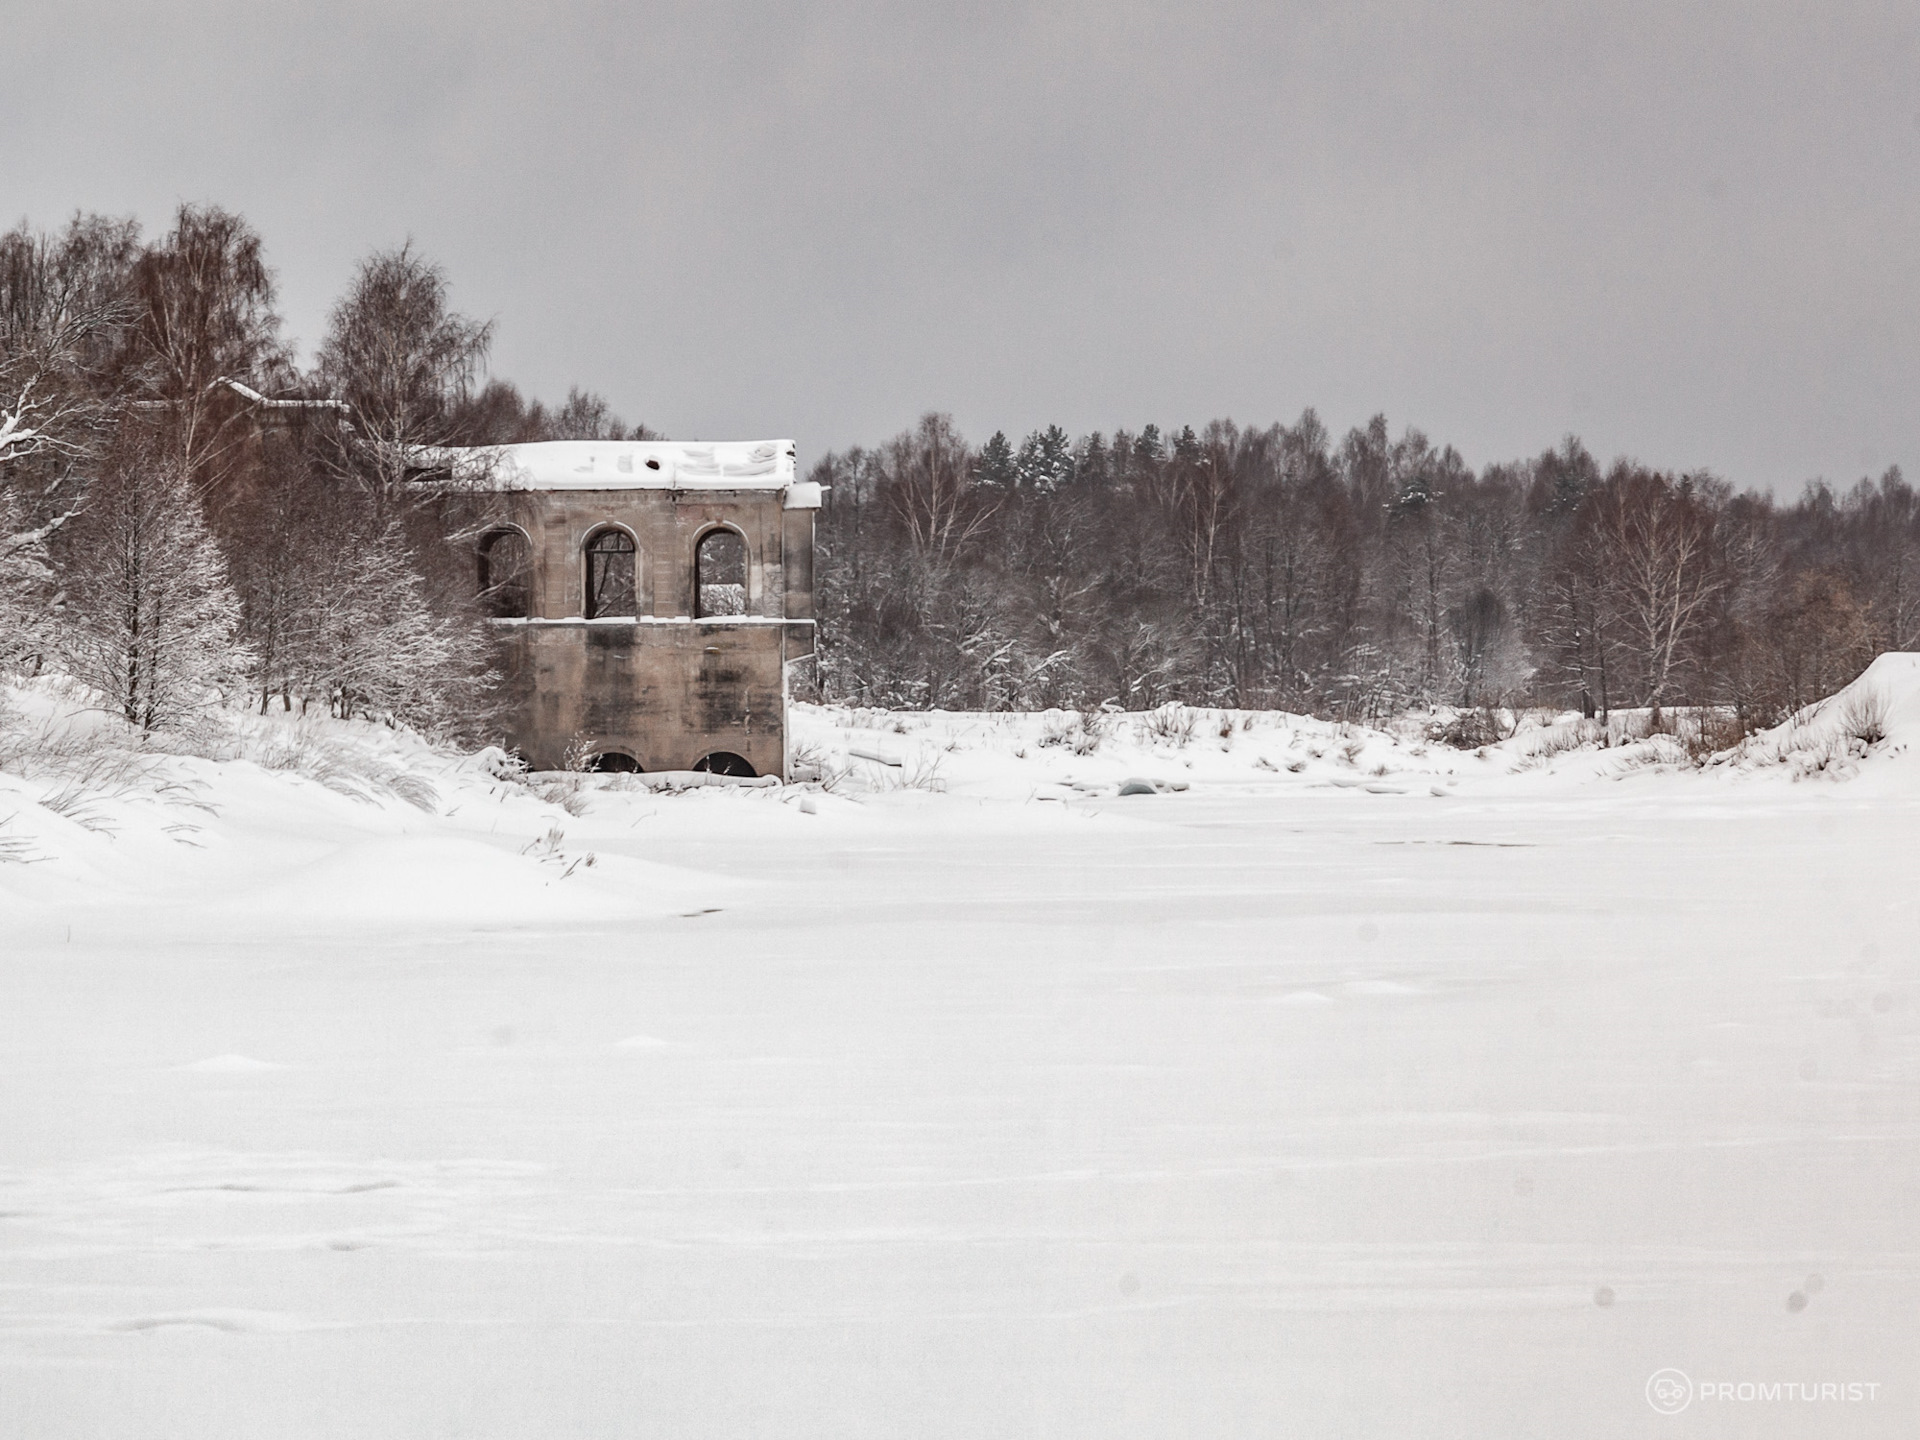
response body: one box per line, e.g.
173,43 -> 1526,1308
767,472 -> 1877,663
3,762 -> 1915,1437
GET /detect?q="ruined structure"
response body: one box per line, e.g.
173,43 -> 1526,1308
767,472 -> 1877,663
447,440 -> 819,776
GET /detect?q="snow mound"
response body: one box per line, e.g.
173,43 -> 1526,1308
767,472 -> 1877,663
212,836 -> 689,931
1710,652 -> 1920,781
174,1054 -> 289,1074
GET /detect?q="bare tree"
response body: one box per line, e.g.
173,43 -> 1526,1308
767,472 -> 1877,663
1579,467 -> 1727,708
881,413 -> 999,563
60,428 -> 250,732
126,205 -> 290,497
549,386 -> 658,441
1,216 -> 139,470
315,242 -> 492,505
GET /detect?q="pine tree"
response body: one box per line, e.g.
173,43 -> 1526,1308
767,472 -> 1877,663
62,431 -> 250,732
1015,424 -> 1075,491
1076,432 -> 1110,488
975,430 -> 1016,488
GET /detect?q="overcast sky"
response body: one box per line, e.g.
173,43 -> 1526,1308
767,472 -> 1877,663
7,1 -> 1918,492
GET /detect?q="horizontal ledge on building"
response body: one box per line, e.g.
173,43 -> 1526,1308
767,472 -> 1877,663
488,616 -> 815,627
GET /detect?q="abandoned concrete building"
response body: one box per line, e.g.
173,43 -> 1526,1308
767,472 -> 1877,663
442,439 -> 819,777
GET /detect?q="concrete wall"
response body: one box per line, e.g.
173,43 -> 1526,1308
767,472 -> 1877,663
480,485 -> 815,775
486,487 -> 795,621
499,619 -> 805,775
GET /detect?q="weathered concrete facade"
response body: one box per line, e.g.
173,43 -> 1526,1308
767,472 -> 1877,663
452,440 -> 818,776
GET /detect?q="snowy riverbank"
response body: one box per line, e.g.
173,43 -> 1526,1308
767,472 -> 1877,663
3,664 -> 1918,1438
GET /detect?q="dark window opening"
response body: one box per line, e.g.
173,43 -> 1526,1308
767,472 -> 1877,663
693,751 -> 756,777
478,529 -> 533,618
589,752 -> 642,773
696,529 -> 747,617
585,529 -> 637,618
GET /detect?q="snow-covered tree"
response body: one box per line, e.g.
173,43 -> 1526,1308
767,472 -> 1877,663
299,523 -> 490,729
1014,424 -> 1075,492
0,485 -> 53,674
61,433 -> 250,732
1,216 -> 142,674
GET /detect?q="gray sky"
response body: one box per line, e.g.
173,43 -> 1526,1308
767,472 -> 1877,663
7,1 -> 1918,492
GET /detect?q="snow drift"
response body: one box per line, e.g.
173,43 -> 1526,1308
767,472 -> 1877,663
1708,651 -> 1919,781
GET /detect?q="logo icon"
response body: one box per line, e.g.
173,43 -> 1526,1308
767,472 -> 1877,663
1647,1369 -> 1693,1414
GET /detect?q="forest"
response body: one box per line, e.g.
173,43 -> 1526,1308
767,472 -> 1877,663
4,204 -> 1915,748
812,414 -> 1918,739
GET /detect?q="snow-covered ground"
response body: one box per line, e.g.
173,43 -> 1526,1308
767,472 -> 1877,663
3,663 -> 1918,1437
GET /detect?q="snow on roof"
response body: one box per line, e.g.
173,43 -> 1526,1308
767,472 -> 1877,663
443,440 -> 799,493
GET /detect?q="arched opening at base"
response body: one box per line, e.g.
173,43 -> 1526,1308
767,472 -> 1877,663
692,751 -> 756,778
588,752 -> 643,774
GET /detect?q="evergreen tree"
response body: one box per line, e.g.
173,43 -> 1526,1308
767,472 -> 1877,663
975,430 -> 1016,488
1015,424 -> 1075,491
1075,432 -> 1110,488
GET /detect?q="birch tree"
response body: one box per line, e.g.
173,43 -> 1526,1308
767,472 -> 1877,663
1580,467 -> 1727,708
126,205 -> 289,497
881,412 -> 999,564
315,243 -> 492,506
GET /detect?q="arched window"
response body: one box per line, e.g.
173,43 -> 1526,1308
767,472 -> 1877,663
695,529 -> 747,617
478,529 -> 532,619
584,529 -> 636,618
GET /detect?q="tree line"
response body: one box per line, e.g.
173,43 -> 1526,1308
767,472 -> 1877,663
809,413 -> 1917,732
4,203 -> 1912,748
